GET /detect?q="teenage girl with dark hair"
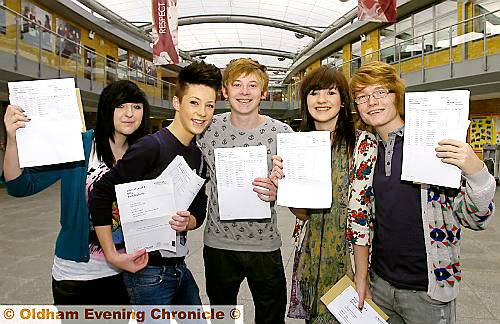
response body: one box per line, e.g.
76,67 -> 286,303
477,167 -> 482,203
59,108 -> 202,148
272,66 -> 378,323
2,80 -> 150,304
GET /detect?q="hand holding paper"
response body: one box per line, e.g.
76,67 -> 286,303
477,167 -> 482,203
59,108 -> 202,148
252,177 -> 277,202
116,156 -> 206,253
321,276 -> 388,324
169,210 -> 193,232
8,78 -> 85,167
4,105 -> 30,141
401,90 -> 470,188
435,139 -> 484,176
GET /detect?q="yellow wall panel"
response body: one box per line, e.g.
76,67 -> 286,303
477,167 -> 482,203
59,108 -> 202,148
342,43 -> 351,78
361,30 -> 380,64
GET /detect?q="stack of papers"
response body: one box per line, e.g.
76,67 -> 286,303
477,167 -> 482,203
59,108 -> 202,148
8,78 -> 85,167
116,156 -> 205,253
401,90 -> 470,188
321,276 -> 389,324
276,131 -> 332,208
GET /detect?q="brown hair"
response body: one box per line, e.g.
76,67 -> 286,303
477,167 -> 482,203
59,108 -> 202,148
300,66 -> 355,156
350,61 -> 405,131
222,58 -> 269,93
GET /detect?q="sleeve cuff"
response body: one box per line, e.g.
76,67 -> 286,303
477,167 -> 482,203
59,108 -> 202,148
463,164 -> 494,189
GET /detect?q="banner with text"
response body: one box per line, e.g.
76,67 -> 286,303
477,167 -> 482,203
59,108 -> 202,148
152,0 -> 179,65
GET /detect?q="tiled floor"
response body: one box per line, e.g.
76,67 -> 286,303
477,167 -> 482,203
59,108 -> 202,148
0,182 -> 499,323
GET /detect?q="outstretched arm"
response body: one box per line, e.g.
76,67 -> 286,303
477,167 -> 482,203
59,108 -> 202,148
436,139 -> 495,229
3,105 -> 29,181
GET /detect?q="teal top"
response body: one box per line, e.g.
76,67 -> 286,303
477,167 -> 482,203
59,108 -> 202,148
2,130 -> 94,262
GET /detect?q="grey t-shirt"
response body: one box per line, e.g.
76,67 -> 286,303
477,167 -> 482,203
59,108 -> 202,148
198,112 -> 293,252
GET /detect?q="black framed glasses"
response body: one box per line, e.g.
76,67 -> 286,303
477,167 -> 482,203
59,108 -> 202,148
354,89 -> 394,105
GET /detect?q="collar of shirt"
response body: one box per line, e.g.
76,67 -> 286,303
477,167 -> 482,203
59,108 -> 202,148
376,124 -> 405,177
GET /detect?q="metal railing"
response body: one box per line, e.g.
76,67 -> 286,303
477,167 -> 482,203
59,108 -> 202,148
0,4 -> 291,108
287,9 -> 500,108
0,3 -> 175,104
342,9 -> 500,80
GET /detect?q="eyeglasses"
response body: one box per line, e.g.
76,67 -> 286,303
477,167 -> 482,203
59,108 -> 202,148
354,89 -> 393,104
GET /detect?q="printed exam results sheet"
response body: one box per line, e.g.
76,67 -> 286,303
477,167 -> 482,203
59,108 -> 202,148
321,276 -> 388,324
116,156 -> 205,253
215,145 -> 271,220
401,90 -> 470,188
8,78 -> 84,167
276,131 -> 332,208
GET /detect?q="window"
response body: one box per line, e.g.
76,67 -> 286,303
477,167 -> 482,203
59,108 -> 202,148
322,49 -> 343,69
473,0 -> 500,35
350,39 -> 361,74
380,26 -> 396,63
381,1 -> 460,60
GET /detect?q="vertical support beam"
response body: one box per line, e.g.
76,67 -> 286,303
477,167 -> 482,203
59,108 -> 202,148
15,15 -> 19,71
483,14 -> 488,71
421,36 -> 425,83
38,26 -> 41,78
449,26 -> 453,78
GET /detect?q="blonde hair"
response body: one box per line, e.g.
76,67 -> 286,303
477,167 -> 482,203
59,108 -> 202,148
223,58 -> 269,93
350,61 -> 405,131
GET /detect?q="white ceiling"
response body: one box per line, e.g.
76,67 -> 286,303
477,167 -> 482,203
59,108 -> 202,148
82,0 -> 358,83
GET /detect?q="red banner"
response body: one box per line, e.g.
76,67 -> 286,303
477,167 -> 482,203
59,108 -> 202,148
152,0 -> 179,65
358,0 -> 396,23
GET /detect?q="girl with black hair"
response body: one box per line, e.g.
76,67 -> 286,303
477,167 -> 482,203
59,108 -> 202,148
3,80 -> 150,304
271,66 -> 378,323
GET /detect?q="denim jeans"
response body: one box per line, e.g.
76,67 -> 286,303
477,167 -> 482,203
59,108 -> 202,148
123,262 -> 201,305
370,270 -> 456,324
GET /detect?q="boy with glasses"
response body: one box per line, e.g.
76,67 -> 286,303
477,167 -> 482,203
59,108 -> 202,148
350,61 -> 495,323
198,58 -> 292,324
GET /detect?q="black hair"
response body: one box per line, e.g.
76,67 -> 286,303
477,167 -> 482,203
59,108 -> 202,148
175,61 -> 222,101
94,80 -> 150,168
299,66 -> 356,156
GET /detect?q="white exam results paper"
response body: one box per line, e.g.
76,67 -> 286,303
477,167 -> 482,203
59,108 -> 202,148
325,285 -> 387,324
8,78 -> 84,168
401,90 -> 470,188
116,179 -> 177,253
116,156 -> 205,253
215,145 -> 271,220
159,155 -> 205,210
321,276 -> 388,324
276,131 -> 332,208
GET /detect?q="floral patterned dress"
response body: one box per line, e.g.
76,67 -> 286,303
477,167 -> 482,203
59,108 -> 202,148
288,130 -> 377,324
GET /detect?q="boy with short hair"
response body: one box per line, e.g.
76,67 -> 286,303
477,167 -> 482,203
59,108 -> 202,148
198,58 -> 293,324
350,61 -> 495,323
89,61 -> 222,305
